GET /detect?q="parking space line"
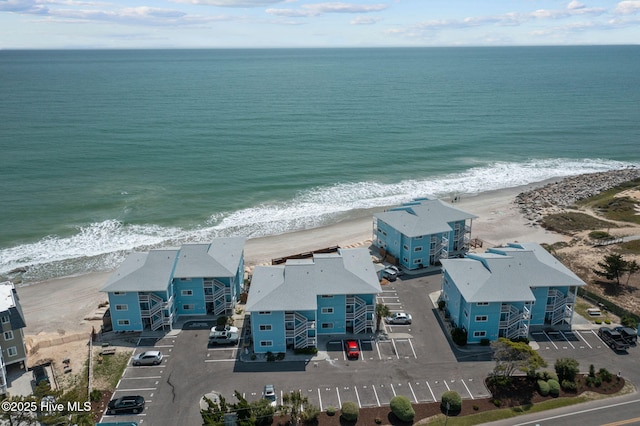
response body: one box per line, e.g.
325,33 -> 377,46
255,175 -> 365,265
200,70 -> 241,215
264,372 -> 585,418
408,338 -> 417,359
461,379 -> 474,399
154,345 -> 174,348
559,331 -> 576,349
113,387 -> 156,392
425,381 -> 436,401
390,383 -> 397,397
391,339 -> 399,359
204,359 -> 237,362
318,388 -> 323,411
354,386 -> 361,407
121,376 -> 162,380
577,331 -> 593,349
375,340 -> 382,360
444,379 -> 451,391
372,385 -> 380,407
543,331 -> 559,349
592,329 -> 607,347
336,387 -> 341,408
407,382 -> 417,403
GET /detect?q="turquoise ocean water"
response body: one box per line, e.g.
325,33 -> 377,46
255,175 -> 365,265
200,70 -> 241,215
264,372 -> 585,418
1,46 -> 639,282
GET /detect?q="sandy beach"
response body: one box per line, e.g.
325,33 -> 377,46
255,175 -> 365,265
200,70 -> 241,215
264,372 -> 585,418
17,179 -> 567,340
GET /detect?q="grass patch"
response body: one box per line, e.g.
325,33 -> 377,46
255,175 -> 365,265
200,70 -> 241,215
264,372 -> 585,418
541,212 -> 617,234
93,351 -> 131,390
618,239 -> 640,255
574,178 -> 640,225
426,396 -> 589,425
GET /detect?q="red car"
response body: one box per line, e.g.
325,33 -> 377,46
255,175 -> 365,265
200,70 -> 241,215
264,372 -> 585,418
344,340 -> 360,359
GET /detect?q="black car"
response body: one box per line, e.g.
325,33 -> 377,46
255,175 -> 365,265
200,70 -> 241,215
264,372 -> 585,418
107,395 -> 145,415
614,326 -> 638,345
32,364 -> 50,387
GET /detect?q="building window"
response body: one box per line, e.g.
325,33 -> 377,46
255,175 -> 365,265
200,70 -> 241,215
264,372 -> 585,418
413,259 -> 422,264
321,307 -> 334,314
321,295 -> 333,299
473,331 -> 486,338
403,257 -> 408,263
259,311 -> 271,315
179,278 -> 190,281
3,331 -> 14,341
1,316 -> 9,324
7,347 -> 17,357
117,319 -> 130,326
113,292 -> 126,296
415,235 -> 423,240
321,323 -> 334,329
464,309 -> 468,318
414,247 -> 422,252
259,324 -> 272,331
181,290 -> 194,296
403,244 -> 409,251
115,304 -> 128,311
182,304 -> 194,311
475,315 -> 488,322
476,302 -> 489,306
260,341 -> 273,347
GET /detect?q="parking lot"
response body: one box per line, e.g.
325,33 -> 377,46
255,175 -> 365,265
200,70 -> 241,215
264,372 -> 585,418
531,329 -> 639,353
98,335 -> 175,424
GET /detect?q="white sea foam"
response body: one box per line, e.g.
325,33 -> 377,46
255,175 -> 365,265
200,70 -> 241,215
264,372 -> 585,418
0,158 -> 636,281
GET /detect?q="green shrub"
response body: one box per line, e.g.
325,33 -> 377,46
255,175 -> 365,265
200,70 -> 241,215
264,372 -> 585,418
440,391 -> 462,414
294,347 -> 318,355
375,418 -> 382,424
589,364 -> 596,378
595,319 -> 602,324
276,352 -> 285,360
548,379 -> 560,397
438,300 -> 446,310
561,380 -> 577,392
537,380 -> 550,396
599,368 -> 613,382
473,404 -> 479,411
89,389 -> 102,402
390,395 -> 415,422
589,230 -> 611,240
451,327 -> 467,346
340,401 -> 359,422
621,315 -> 639,329
555,358 -> 580,383
604,319 -> 611,324
326,406 -> 336,416
538,370 -> 558,381
493,399 -> 502,407
480,338 -> 490,346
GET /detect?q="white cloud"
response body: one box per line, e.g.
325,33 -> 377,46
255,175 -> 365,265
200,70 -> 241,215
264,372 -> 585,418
0,0 -> 47,13
350,15 -> 381,25
267,2 -> 388,18
170,0 -> 283,6
615,1 -> 640,15
567,1 -> 585,10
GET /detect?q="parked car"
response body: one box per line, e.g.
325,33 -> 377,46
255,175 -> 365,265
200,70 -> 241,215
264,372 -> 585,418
208,331 -> 240,346
211,324 -> 239,334
107,395 -> 145,415
344,340 -> 360,359
132,350 -> 163,366
614,326 -> 638,345
598,327 -> 630,351
262,384 -> 277,407
382,268 -> 398,281
385,312 -> 412,325
32,364 -> 50,387
386,265 -> 404,276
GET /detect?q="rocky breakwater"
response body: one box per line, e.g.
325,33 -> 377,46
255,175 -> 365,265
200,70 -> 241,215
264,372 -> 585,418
515,168 -> 640,223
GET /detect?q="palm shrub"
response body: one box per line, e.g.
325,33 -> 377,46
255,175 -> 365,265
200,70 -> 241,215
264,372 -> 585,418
440,390 -> 462,414
325,406 -> 337,416
548,379 -> 561,397
390,395 -> 415,422
340,401 -> 359,422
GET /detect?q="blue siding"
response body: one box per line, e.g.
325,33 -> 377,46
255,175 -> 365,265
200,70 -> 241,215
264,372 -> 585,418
174,278 -> 207,316
317,295 -> 346,334
251,311 -> 286,354
466,303 -> 501,343
109,292 -> 143,332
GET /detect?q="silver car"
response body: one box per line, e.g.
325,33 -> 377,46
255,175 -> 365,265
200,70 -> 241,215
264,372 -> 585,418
263,384 -> 277,407
132,350 -> 163,366
385,312 -> 412,325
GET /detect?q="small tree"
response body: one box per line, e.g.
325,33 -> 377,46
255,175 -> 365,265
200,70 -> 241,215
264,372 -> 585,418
441,390 -> 462,414
375,303 -> 390,332
490,337 -> 547,381
390,395 -> 414,422
282,390 -> 308,426
555,358 -> 580,383
626,260 -> 640,285
593,253 -> 628,285
340,401 -> 359,422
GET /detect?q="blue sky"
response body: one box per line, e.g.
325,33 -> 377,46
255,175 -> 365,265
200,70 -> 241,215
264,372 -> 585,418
1,0 -> 639,49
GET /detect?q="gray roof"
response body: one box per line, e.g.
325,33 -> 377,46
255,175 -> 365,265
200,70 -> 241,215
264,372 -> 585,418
173,237 -> 245,278
101,249 -> 178,293
374,199 -> 477,238
441,242 -> 585,303
246,248 -> 382,312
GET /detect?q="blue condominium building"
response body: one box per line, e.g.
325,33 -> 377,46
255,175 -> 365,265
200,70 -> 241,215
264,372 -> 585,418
245,248 -> 382,354
101,238 -> 245,332
373,198 -> 477,270
440,242 -> 586,344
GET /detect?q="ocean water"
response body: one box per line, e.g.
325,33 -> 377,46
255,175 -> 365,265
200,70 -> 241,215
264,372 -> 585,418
1,46 -> 639,282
